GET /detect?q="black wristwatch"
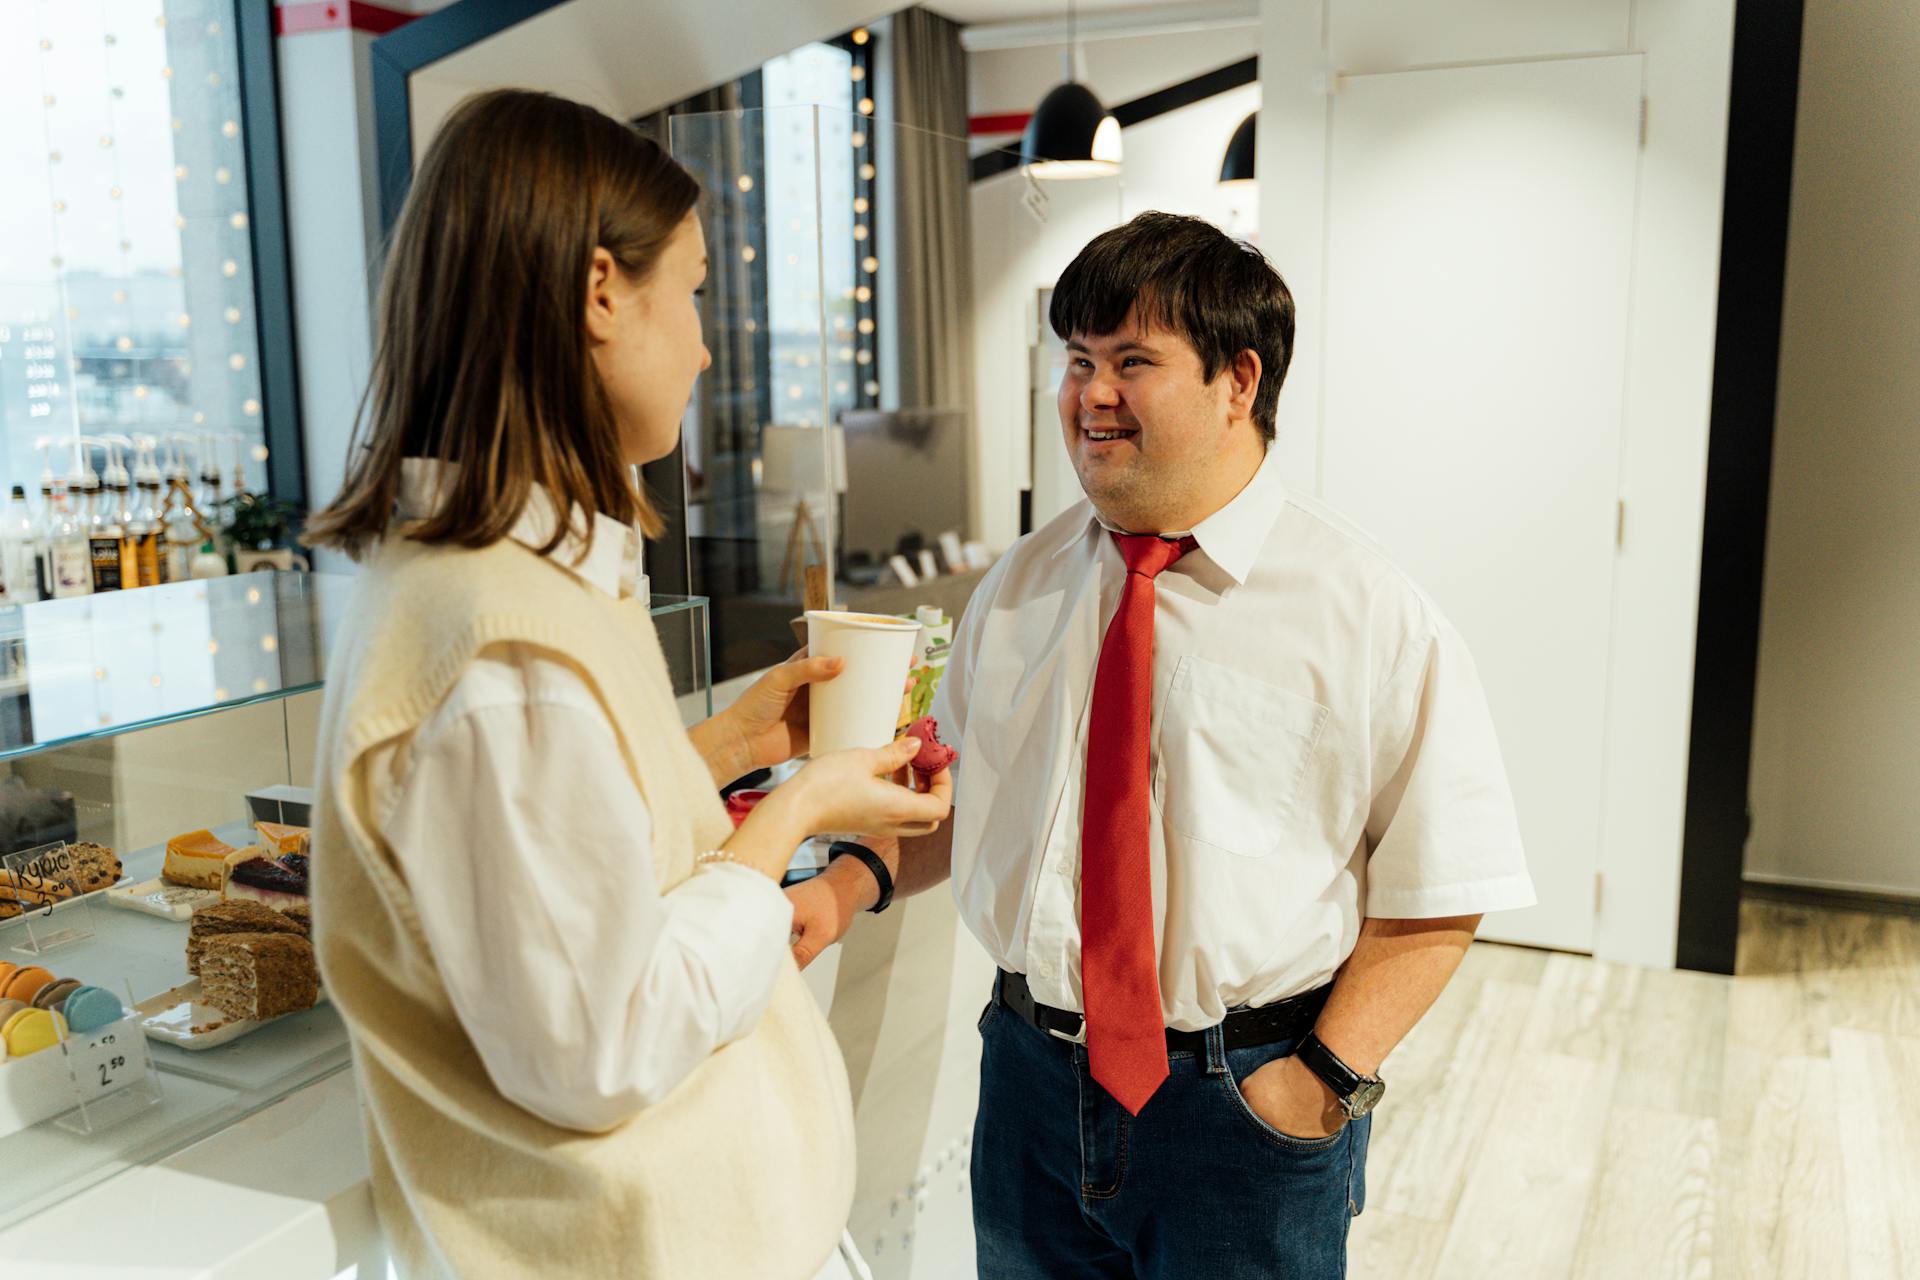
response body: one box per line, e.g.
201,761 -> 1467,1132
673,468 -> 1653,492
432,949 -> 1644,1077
1294,1031 -> 1387,1120
827,841 -> 894,914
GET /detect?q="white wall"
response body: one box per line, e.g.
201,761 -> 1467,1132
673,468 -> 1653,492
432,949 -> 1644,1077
277,26 -> 383,575
967,27 -> 1260,551
967,22 -> 1258,127
1745,0 -> 1920,900
1260,0 -> 1735,968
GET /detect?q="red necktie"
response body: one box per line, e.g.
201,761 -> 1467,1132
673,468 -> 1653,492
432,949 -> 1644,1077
1081,531 -> 1195,1115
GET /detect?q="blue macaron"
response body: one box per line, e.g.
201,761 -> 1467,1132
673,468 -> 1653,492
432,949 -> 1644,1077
60,985 -> 125,1034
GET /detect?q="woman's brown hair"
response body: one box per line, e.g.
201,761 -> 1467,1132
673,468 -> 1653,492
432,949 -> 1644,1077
304,89 -> 699,559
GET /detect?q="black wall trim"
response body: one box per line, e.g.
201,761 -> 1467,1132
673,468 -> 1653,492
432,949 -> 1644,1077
971,56 -> 1258,184
235,0 -> 306,504
1112,56 -> 1257,127
1677,0 -> 1807,974
370,0 -> 571,236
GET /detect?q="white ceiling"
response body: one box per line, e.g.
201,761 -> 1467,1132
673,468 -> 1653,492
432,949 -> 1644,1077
926,0 -> 1159,21
414,0 -> 886,124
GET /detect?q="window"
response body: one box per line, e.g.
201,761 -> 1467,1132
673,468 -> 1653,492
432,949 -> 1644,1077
761,38 -> 878,423
0,0 -> 270,499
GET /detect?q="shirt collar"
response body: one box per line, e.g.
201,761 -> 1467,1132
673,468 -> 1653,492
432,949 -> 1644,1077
1057,445 -> 1285,587
396,458 -> 642,600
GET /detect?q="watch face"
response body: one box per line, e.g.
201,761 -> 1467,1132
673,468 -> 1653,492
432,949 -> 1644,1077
1346,1079 -> 1386,1118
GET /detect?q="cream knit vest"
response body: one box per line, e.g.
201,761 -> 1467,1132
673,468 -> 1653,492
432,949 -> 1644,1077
310,535 -> 855,1279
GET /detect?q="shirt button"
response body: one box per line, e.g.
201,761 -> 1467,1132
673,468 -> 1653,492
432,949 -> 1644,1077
1036,960 -> 1055,979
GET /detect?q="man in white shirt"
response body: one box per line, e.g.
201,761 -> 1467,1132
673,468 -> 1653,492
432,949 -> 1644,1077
790,212 -> 1533,1277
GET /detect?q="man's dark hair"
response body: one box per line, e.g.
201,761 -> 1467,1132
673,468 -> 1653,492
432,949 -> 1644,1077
1050,212 -> 1295,442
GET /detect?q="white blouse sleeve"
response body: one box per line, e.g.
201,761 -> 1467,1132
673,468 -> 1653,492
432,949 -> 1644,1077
375,644 -> 795,1133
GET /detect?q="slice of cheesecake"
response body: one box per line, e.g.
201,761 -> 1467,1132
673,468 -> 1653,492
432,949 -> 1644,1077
253,822 -> 310,858
164,830 -> 238,890
222,846 -> 310,911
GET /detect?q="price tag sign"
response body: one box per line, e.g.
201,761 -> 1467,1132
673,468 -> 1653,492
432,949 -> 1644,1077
62,1015 -> 147,1107
2,841 -> 96,953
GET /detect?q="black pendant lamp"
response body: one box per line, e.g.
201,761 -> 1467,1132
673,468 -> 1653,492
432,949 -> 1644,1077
1220,111 -> 1256,186
1022,0 -> 1121,179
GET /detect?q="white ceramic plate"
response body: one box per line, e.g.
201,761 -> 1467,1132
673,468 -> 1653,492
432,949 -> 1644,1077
137,979 -> 329,1051
103,877 -> 221,922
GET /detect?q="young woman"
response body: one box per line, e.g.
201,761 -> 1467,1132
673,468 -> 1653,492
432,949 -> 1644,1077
304,89 -> 950,1280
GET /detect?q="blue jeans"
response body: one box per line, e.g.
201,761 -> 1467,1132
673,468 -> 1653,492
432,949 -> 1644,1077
971,977 -> 1370,1279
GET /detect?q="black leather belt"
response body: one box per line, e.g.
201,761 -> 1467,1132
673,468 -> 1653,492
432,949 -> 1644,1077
997,970 -> 1331,1053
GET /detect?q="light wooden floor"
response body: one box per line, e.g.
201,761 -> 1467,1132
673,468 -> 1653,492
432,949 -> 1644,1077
1351,898 -> 1920,1279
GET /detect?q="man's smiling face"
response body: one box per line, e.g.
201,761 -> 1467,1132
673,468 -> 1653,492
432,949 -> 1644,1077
1059,304 -> 1254,533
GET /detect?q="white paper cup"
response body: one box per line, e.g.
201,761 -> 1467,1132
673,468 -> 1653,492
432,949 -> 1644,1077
805,610 -> 922,755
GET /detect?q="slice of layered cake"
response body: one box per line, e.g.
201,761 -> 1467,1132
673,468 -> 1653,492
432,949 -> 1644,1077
198,933 -> 319,1021
187,899 -> 304,975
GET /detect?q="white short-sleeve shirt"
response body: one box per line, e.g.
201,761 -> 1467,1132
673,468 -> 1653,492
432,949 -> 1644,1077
931,446 -> 1534,1031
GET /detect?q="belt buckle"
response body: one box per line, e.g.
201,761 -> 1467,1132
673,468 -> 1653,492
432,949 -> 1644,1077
1047,1017 -> 1088,1046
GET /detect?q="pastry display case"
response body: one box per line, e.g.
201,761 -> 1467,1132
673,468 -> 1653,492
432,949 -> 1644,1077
0,570 -> 712,1227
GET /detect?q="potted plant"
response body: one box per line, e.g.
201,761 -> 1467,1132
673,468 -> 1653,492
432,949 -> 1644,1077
216,493 -> 309,574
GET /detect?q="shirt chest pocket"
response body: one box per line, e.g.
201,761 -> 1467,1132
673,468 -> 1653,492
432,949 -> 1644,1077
1156,656 -> 1330,859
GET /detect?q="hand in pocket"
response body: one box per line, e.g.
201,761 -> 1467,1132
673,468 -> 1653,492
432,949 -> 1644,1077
1239,1055 -> 1346,1141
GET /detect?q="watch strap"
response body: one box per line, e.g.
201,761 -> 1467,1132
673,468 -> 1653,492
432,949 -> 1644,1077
828,841 -> 893,914
1295,1030 -> 1369,1101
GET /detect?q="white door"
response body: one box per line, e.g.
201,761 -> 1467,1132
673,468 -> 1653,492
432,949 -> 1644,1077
1320,56 -> 1644,951
1029,286 -> 1082,531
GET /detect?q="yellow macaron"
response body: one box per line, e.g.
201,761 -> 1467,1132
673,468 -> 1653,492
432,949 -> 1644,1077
2,1007 -> 68,1057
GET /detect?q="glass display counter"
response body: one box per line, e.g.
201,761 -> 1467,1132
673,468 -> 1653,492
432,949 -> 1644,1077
0,572 -> 711,1227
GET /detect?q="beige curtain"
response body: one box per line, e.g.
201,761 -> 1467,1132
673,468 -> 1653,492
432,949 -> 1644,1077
886,8 -> 976,418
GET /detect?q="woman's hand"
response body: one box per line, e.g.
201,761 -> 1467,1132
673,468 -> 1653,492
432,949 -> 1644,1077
786,738 -> 952,839
693,649 -> 844,785
1238,1055 -> 1347,1141
721,739 -> 947,883
786,835 -> 900,968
